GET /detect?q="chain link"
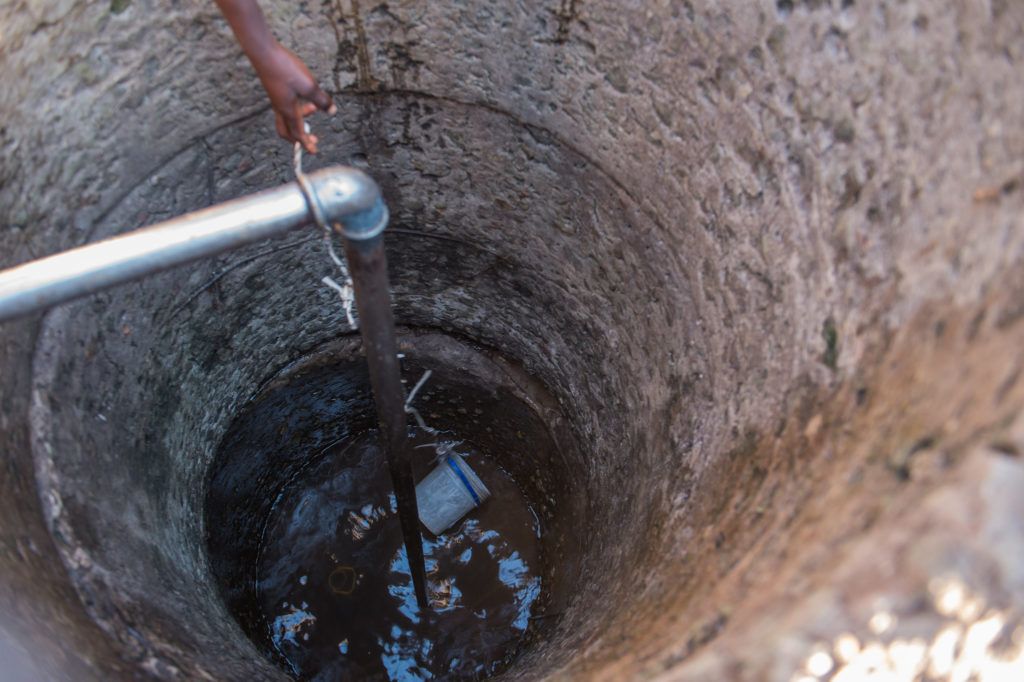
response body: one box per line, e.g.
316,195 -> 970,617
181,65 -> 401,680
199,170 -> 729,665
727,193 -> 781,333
293,131 -> 357,328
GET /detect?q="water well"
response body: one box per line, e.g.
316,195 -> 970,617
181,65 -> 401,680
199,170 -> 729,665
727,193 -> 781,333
1,1 -> 1023,680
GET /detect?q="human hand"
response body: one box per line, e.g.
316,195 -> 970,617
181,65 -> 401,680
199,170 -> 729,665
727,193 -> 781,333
251,42 -> 336,153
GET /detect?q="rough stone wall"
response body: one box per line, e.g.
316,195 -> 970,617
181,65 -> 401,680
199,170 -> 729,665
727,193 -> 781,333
0,0 -> 1022,680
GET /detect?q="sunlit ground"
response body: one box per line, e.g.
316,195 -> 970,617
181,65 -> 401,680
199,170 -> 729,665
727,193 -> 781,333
793,577 -> 1024,681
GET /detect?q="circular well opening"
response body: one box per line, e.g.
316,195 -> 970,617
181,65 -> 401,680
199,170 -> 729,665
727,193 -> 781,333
205,331 -> 583,679
27,96 -> 691,680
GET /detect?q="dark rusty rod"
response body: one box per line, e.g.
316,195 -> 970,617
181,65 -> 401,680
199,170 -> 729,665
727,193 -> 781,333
343,232 -> 429,611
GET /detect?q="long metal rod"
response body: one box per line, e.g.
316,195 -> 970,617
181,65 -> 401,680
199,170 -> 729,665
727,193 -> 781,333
0,166 -> 384,323
344,233 -> 430,612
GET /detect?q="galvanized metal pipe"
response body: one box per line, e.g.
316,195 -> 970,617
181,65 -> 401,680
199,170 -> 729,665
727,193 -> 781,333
0,166 -> 386,322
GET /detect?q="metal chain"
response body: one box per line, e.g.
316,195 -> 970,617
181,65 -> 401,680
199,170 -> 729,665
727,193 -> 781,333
293,130 -> 357,328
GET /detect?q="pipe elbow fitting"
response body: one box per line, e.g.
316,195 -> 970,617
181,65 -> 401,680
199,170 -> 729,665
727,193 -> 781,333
306,166 -> 389,240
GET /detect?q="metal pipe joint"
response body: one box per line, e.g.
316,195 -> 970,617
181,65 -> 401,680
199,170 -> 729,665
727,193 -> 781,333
310,169 -> 389,241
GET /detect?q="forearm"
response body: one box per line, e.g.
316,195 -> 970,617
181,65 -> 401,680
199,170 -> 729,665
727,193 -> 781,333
214,0 -> 334,152
215,0 -> 277,63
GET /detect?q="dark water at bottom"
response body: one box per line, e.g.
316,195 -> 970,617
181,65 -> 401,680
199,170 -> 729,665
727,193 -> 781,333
256,429 -> 543,680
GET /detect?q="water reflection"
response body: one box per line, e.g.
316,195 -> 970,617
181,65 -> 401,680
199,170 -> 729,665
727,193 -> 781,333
257,431 -> 544,680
